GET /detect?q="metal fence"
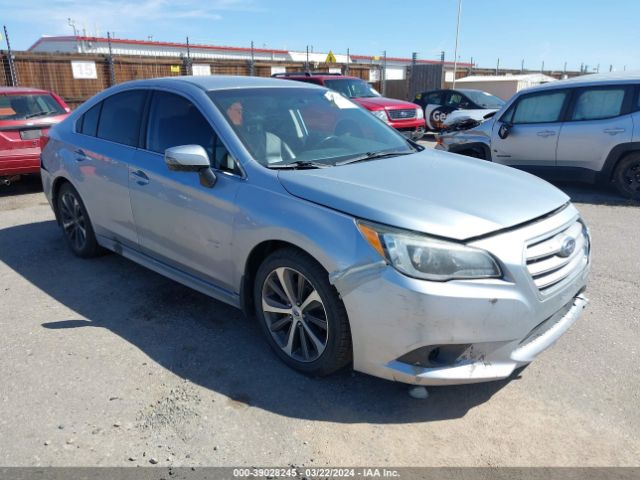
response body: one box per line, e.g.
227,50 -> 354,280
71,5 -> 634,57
0,50 -> 379,108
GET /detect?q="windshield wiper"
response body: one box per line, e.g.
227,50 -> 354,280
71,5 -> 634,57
336,150 -> 414,166
25,110 -> 53,119
267,160 -> 331,170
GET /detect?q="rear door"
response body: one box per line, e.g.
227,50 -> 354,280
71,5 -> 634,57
491,89 -> 569,167
69,90 -> 147,248
128,90 -> 242,291
556,85 -> 633,173
423,91 -> 449,130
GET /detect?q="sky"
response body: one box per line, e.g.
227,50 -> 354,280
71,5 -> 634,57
1,0 -> 639,72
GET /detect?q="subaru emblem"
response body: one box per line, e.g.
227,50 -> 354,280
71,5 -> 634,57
558,236 -> 576,258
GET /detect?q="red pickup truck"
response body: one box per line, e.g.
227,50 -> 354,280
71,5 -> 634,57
0,87 -> 70,185
274,73 -> 425,140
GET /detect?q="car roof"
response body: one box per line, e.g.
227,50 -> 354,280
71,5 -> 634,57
112,75 -> 329,92
523,71 -> 640,93
275,73 -> 362,81
0,86 -> 52,95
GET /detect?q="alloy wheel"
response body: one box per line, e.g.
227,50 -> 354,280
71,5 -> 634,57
261,267 -> 328,362
59,192 -> 87,251
622,161 -> 640,194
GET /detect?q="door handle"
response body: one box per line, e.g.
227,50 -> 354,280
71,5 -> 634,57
130,169 -> 149,186
74,148 -> 89,161
603,128 -> 625,135
536,130 -> 556,137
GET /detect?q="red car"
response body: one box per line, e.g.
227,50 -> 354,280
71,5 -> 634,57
273,73 -> 426,140
0,87 -> 70,185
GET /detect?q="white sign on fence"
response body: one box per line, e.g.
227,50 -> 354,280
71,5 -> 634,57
71,61 -> 98,79
271,66 -> 286,76
192,64 -> 211,76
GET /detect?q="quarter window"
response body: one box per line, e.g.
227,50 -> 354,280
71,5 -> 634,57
512,91 -> 567,124
97,90 -> 147,146
570,88 -> 625,121
78,102 -> 102,136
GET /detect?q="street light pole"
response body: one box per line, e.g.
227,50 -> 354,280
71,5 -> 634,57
452,0 -> 462,89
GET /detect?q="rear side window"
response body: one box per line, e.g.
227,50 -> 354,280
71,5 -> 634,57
79,102 -> 102,136
511,91 -> 567,124
570,88 -> 626,121
97,90 -> 147,147
426,92 -> 443,105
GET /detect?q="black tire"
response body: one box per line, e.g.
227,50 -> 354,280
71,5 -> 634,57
56,182 -> 101,258
254,248 -> 352,376
613,153 -> 640,200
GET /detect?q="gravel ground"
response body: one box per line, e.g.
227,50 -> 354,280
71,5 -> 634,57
0,172 -> 638,468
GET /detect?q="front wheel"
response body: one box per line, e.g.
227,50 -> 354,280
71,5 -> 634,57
613,153 -> 640,200
254,248 -> 352,376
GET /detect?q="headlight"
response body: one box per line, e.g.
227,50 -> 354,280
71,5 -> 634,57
357,221 -> 502,281
416,107 -> 424,119
371,109 -> 389,123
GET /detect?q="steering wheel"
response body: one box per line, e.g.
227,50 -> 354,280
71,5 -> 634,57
316,135 -> 342,148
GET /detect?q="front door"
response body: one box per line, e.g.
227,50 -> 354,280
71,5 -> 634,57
128,90 -> 242,291
491,89 -> 569,167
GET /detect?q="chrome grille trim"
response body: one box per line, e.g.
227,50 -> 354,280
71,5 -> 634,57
387,109 -> 417,120
525,219 -> 589,294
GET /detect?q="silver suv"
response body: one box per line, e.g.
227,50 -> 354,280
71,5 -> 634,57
41,76 -> 590,386
436,72 -> 640,199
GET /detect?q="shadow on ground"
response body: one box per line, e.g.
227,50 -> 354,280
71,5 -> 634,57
0,219 -> 522,424
550,181 -> 640,207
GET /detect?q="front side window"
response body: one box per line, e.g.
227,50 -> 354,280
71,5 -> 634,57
570,88 -> 626,121
511,91 -> 567,124
0,94 -> 65,120
208,87 -> 412,167
97,90 -> 147,147
447,92 -> 463,107
146,91 -> 237,173
323,79 -> 380,99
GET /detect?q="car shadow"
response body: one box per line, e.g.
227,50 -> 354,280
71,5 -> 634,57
0,220 -> 518,424
550,181 -> 639,206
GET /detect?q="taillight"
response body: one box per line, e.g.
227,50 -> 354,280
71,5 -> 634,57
39,134 -> 50,150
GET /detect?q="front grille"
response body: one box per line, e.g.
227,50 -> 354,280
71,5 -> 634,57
387,108 -> 416,120
525,219 -> 589,293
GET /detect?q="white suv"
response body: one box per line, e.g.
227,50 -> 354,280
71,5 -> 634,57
436,72 -> 640,199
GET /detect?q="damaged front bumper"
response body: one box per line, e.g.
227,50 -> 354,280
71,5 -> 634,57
332,205 -> 590,386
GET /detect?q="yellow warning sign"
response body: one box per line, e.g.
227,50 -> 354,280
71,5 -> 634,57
325,50 -> 337,63
170,65 -> 181,73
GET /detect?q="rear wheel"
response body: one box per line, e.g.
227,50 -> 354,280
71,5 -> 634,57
613,153 -> 640,200
56,183 -> 101,258
254,248 -> 352,376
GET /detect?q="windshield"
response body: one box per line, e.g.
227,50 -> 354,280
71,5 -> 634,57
0,94 -> 65,120
460,90 -> 505,109
323,79 -> 380,99
208,88 -> 412,168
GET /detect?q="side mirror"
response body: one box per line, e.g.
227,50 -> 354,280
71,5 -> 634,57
164,145 -> 216,188
498,122 -> 512,139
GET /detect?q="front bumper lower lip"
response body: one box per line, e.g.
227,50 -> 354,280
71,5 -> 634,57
386,293 -> 588,386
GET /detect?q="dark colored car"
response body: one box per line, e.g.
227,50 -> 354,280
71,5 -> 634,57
414,88 -> 505,132
0,87 -> 70,185
274,73 -> 426,140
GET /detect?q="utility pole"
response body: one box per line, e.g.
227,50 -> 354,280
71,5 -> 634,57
452,0 -> 462,89
496,58 -> 500,75
346,47 -> 350,75
440,51 -> 445,63
106,31 -> 116,86
382,50 -> 387,96
410,52 -> 417,99
184,36 -> 193,75
521,59 -> 524,73
541,61 -> 544,73
249,40 -> 255,76
563,61 -> 567,73
3,25 -> 17,86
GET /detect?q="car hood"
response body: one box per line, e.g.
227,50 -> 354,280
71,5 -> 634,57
352,96 -> 419,110
443,109 -> 497,125
277,149 -> 569,240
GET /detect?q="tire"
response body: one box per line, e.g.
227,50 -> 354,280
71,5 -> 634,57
56,182 -> 102,258
613,153 -> 640,200
253,248 -> 352,376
